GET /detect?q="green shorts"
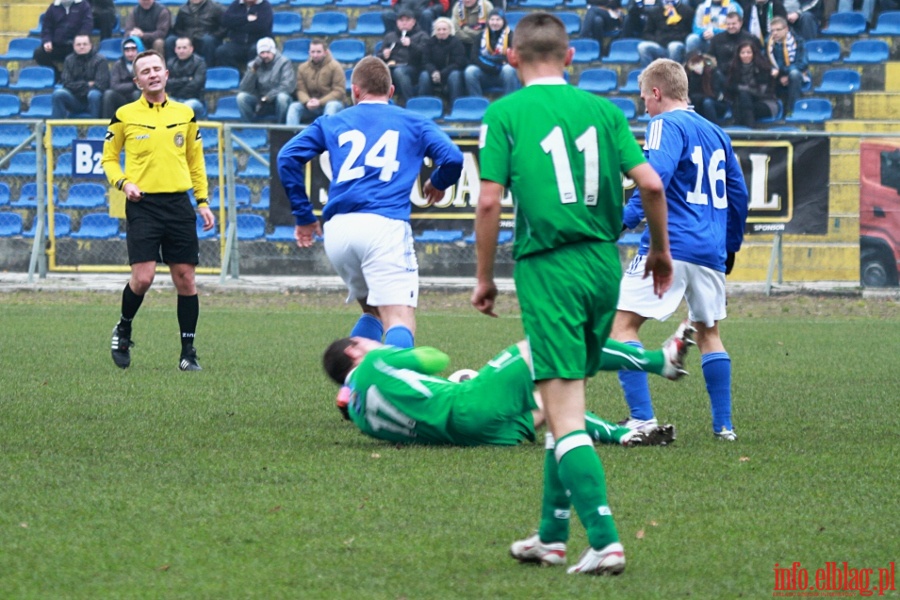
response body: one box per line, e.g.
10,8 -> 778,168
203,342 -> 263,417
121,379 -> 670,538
515,240 -> 621,381
446,344 -> 537,446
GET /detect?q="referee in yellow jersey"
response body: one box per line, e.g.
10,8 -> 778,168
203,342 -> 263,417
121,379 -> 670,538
102,50 -> 215,371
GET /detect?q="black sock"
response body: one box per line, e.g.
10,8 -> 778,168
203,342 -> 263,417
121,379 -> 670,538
119,283 -> 144,334
177,294 -> 199,353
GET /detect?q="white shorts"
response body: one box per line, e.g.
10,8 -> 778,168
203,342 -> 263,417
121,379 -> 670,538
617,255 -> 726,327
323,212 -> 419,308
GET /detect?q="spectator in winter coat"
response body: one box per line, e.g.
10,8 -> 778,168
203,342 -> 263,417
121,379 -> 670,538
580,0 -> 625,47
89,0 -> 117,39
725,40 -> 779,126
782,0 -> 818,40
637,0 -> 695,66
464,8 -> 519,97
380,9 -> 429,105
685,52 -> 728,125
167,37 -> 208,117
102,36 -> 144,119
417,16 -> 467,104
33,0 -> 93,80
686,0 -> 743,54
124,0 -> 172,55
215,0 -> 273,72
766,16 -> 807,117
165,0 -> 225,67
236,37 -> 295,123
741,0 -> 787,42
383,0 -> 449,37
451,0 -> 493,57
709,11 -> 761,76
51,34 -> 109,118
286,39 -> 346,125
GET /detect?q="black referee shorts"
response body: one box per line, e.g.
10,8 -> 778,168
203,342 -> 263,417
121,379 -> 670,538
125,192 -> 199,265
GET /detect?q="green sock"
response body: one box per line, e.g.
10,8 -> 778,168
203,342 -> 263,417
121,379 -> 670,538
555,430 -> 620,550
538,433 -> 570,544
599,339 -> 664,375
584,411 -> 632,444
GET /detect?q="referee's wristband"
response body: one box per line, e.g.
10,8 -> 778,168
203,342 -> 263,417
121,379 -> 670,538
115,178 -> 127,191
196,198 -> 209,207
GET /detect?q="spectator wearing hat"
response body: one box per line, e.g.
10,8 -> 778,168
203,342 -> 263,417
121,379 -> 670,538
286,39 -> 345,125
464,8 -> 518,97
637,0 -> 695,67
216,0 -> 274,72
101,36 -> 144,119
123,0 -> 172,55
51,34 -> 109,118
451,0 -> 493,58
33,0 -> 94,80
165,0 -> 225,68
418,16 -> 467,105
236,37 -> 295,123
167,36 -> 208,118
382,0 -> 449,37
380,9 -> 429,105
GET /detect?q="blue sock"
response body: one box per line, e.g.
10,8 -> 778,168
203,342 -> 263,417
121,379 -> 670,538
702,352 -> 732,432
617,341 -> 654,420
384,325 -> 414,348
350,314 -> 383,341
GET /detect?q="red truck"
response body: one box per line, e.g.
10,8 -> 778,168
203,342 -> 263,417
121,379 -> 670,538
859,139 -> 900,287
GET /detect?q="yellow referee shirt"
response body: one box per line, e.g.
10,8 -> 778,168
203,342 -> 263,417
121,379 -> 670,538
102,95 -> 208,205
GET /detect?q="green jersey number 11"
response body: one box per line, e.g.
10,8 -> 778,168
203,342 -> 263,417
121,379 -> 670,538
540,125 -> 599,207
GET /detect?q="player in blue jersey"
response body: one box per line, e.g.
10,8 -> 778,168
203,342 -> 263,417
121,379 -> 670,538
612,58 -> 749,441
277,56 -> 464,352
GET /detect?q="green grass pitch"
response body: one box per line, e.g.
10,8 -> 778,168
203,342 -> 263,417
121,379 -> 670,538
1,291 -> 897,599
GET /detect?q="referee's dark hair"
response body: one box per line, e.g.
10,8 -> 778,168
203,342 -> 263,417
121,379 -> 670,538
323,338 -> 356,385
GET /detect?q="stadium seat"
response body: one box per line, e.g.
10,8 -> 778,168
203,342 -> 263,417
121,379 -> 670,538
336,0 -> 379,6
518,0 -> 560,7
345,67 -> 353,93
329,38 -> 366,63
577,68 -> 618,93
0,182 -> 9,206
405,96 -> 443,120
0,123 -> 31,146
414,229 -> 464,243
238,154 -> 269,178
85,125 -> 108,139
266,225 -> 295,242
609,96 -> 636,119
814,68 -> 861,93
305,12 -> 349,35
52,125 -> 79,149
843,39 -> 890,63
70,212 -> 120,239
506,11 -> 527,29
252,186 -> 271,210
99,38 -> 122,61
205,67 -> 240,91
2,151 -> 37,176
757,99 -> 784,124
23,212 -> 72,238
268,0 -> 289,7
232,128 -> 268,150
210,184 -> 252,210
9,66 -> 55,91
350,11 -> 386,35
196,213 -> 217,239
30,14 -> 44,36
207,95 -> 242,121
0,212 -> 23,237
619,68 -> 642,93
290,0 -> 333,8
283,38 -> 311,62
870,10 -> 900,35
463,229 -> 513,244
604,38 -> 641,63
567,0 -> 587,7
569,38 -> 600,63
54,152 -> 73,177
0,94 -> 20,118
820,11 -> 867,35
0,37 -> 41,60
205,154 -> 238,179
62,183 -> 108,209
557,11 -> 582,35
12,183 -> 59,208
805,39 -> 842,64
200,127 -> 219,149
443,96 -> 489,122
785,98 -> 833,123
93,13 -> 122,36
235,213 -> 266,240
21,94 -> 52,118
272,11 -> 303,35
0,67 -> 8,87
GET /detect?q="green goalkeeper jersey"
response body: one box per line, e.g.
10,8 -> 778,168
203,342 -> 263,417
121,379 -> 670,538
345,345 -> 537,446
478,80 -> 647,259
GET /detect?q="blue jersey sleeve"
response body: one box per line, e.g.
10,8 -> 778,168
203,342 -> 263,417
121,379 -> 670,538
623,188 -> 645,230
276,122 -> 327,226
422,121 -> 464,191
725,146 -> 749,253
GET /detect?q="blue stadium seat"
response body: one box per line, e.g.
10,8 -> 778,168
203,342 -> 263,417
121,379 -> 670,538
406,96 -> 443,120
235,213 -> 266,240
329,38 -> 366,63
570,39 -> 600,63
557,11 -> 582,35
785,98 -> 833,123
843,39 -> 890,63
266,225 -> 295,242
577,68 -> 618,93
21,95 -> 51,118
2,151 -> 37,176
200,127 -> 219,149
207,95 -> 242,121
518,0 -> 560,7
619,68 -> 642,93
0,182 -> 9,206
30,13 -> 44,36
609,96 -> 636,119
506,11 -> 527,29
268,0 -> 289,6
290,0 -> 332,7
205,67 -> 240,91
0,67 -> 8,87
566,0 -> 587,6
415,229 -> 464,243
0,37 -> 41,60
283,38 -> 311,62
820,11 -> 867,35
350,11 -> 386,35
12,183 -> 59,208
805,39 -> 842,64
814,68 -> 861,93
0,94 -> 20,118
0,212 -> 23,237
70,212 -> 120,239
54,152 -> 73,177
93,14 -> 122,36
86,125 -> 108,139
23,212 -> 72,238
870,10 -> 900,35
9,66 -> 55,91
345,67 -> 353,93
444,96 -> 489,122
757,99 -> 784,124
62,183 -> 108,209
196,213 -> 217,239
210,184 -> 252,210
99,38 -> 122,61
232,128 -> 268,149
272,11 -> 303,35
52,125 -> 79,148
604,38 -> 641,63
205,154 -> 238,178
238,154 -> 269,178
336,0 -> 379,6
252,186 -> 271,210
306,11 -> 349,35
463,229 -> 513,244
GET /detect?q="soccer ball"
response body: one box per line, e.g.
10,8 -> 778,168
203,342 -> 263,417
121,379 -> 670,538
448,368 -> 479,383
